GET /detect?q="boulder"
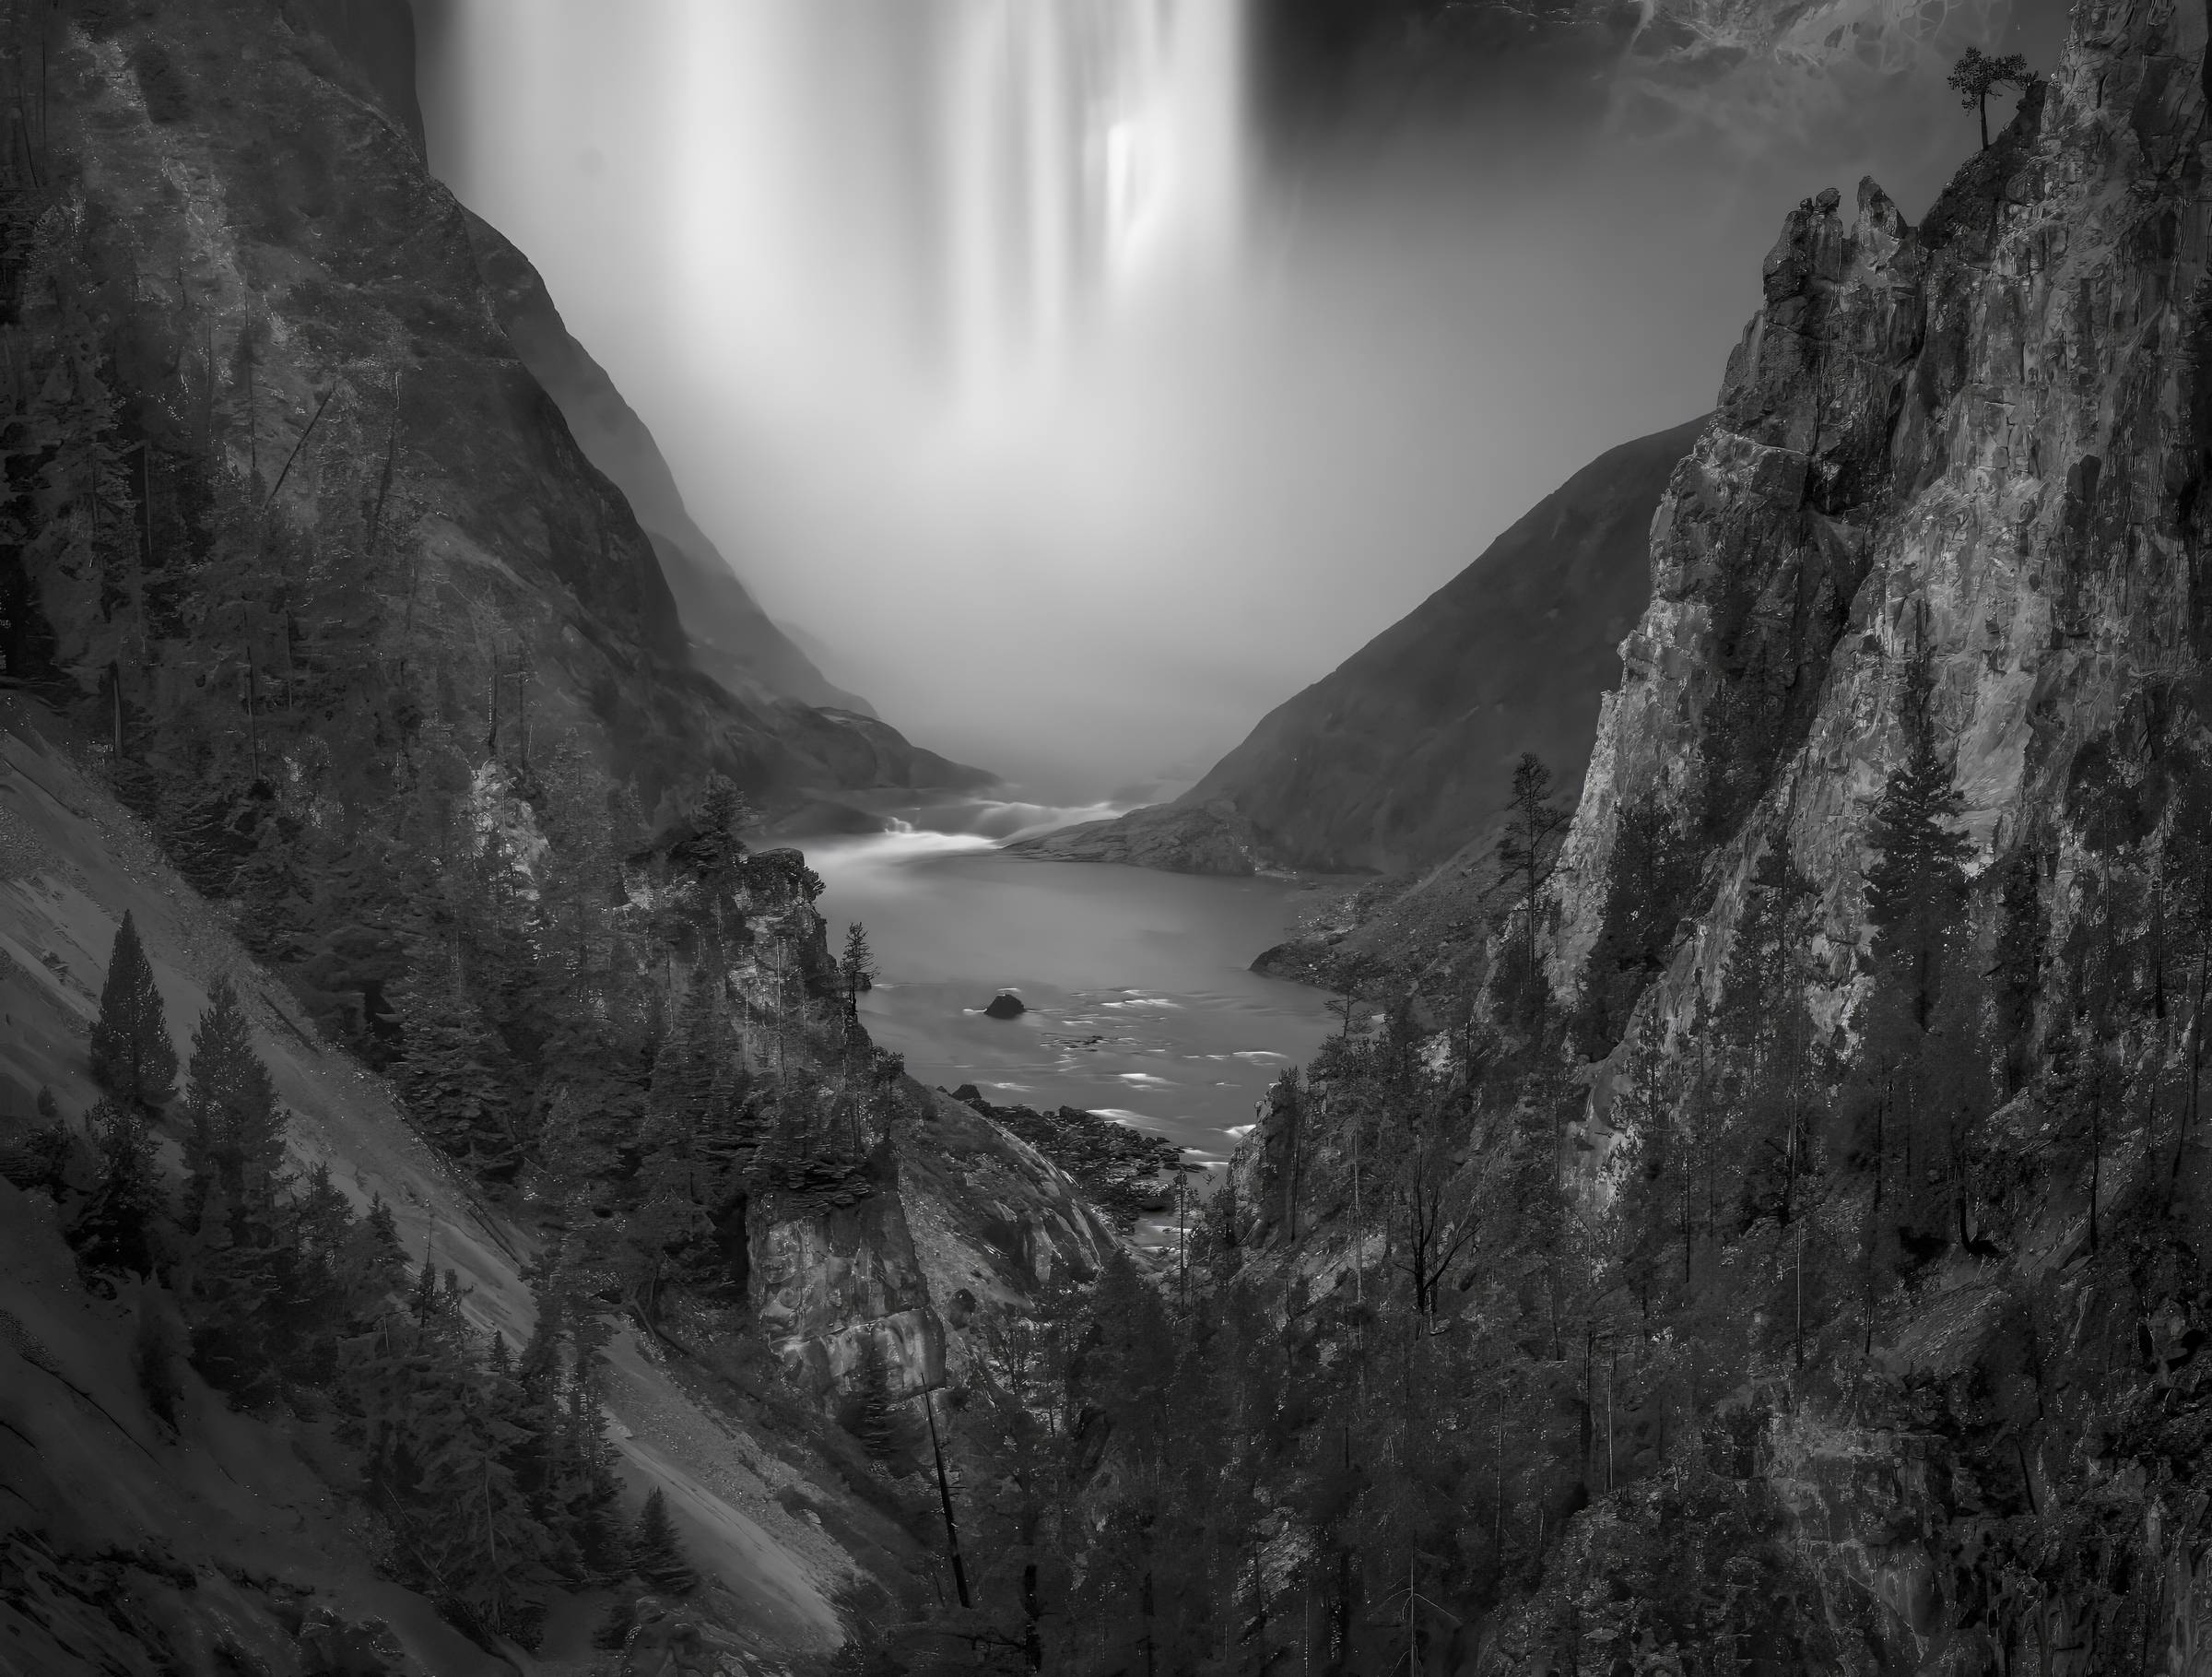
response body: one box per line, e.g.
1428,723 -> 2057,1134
982,992 -> 1027,1020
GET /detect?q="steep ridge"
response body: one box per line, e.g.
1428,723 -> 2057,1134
462,213 -> 888,723
1553,17 -> 2209,1088
1010,418 -> 1702,880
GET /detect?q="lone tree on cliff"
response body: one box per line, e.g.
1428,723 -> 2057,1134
1947,47 -> 2033,148
91,913 -> 177,1109
839,922 -> 877,1018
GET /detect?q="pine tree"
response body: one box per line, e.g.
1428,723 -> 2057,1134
90,912 -> 177,1108
70,1096 -> 166,1276
631,1487 -> 699,1596
1497,753 -> 1571,1033
181,977 -> 286,1210
392,954 -> 520,1176
839,922 -> 877,1019
1864,664 -> 1974,1031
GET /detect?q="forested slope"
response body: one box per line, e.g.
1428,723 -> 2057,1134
0,4 -> 1109,1671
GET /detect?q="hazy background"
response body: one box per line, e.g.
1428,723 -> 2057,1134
413,0 -> 2068,801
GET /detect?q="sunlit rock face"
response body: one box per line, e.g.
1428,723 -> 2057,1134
1555,0 -> 2211,1061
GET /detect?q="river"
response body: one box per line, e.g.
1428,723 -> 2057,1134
803,815 -> 1337,1213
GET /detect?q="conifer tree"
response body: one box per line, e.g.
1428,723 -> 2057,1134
182,977 -> 286,1208
1497,753 -> 1571,1033
90,912 -> 177,1108
839,922 -> 876,1019
631,1487 -> 699,1596
1864,665 -> 1974,1031
1861,665 -> 1976,1257
392,953 -> 520,1175
71,1096 -> 166,1276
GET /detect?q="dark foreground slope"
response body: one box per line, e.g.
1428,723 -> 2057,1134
0,694 -> 1111,1672
1011,417 -> 1702,879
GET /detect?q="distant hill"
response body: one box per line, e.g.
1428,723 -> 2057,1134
1011,415 -> 1706,877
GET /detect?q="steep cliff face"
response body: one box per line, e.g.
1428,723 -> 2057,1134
1527,0 -> 2212,1661
1012,419 -> 1700,880
1556,2 -> 2209,1057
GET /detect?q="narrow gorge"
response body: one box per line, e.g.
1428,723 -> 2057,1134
6,0 -> 2208,1674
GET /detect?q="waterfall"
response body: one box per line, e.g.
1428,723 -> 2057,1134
423,0 -> 1247,417
937,0 -> 1245,399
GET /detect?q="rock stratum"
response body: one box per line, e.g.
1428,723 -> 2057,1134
1009,419 -> 1703,880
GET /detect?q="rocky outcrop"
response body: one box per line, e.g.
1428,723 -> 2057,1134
1010,420 -> 1702,880
1555,10 -> 2210,1049
1524,0 -> 2212,1663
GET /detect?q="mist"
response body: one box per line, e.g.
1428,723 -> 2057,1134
413,0 -> 2067,802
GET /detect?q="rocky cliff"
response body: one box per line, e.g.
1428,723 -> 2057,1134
1554,5 -> 2208,1081
1010,419 -> 1701,880
1521,0 -> 2212,1661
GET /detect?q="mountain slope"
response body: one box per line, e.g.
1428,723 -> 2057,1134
4,0 -> 974,821
1013,416 -> 1703,878
462,212 -> 882,721
0,675 -> 1110,1670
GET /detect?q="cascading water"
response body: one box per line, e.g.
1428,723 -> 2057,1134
423,0 -> 1243,418
935,0 -> 1244,401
